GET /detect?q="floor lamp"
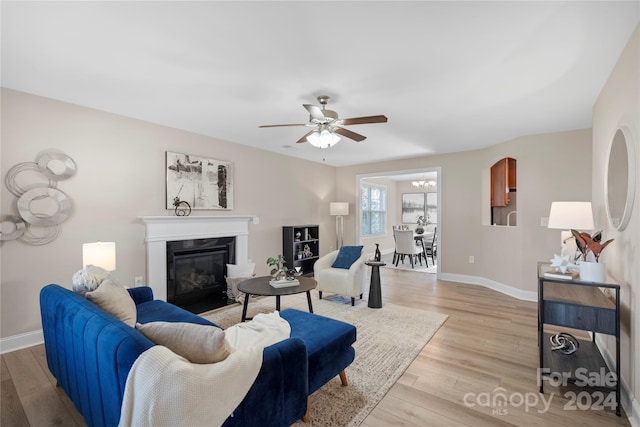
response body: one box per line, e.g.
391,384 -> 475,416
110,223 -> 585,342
330,202 -> 349,249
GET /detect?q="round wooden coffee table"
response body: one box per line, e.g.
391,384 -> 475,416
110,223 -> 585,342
237,276 -> 317,322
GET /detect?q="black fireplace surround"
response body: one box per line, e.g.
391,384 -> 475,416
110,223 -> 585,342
166,236 -> 236,313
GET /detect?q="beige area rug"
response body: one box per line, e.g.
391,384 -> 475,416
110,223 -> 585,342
380,252 -> 437,274
201,293 -> 447,426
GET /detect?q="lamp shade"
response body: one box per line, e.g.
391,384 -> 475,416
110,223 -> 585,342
83,241 -> 116,271
547,202 -> 594,230
307,128 -> 341,148
330,202 -> 349,216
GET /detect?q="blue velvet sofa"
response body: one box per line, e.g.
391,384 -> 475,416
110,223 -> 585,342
40,284 -> 307,427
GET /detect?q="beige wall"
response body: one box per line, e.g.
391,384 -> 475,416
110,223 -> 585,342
337,128 -> 592,294
592,24 -> 639,420
0,88 -> 337,339
0,88 -> 592,343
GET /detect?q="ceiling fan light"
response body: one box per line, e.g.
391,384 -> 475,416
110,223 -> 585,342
307,128 -> 340,148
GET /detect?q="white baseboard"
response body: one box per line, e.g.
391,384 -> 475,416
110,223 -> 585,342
0,329 -> 44,354
438,272 -> 538,302
596,334 -> 639,426
626,394 -> 640,427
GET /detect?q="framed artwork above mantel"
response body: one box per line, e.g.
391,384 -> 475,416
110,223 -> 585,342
166,151 -> 234,210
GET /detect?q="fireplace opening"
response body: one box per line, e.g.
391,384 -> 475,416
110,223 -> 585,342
166,236 -> 235,313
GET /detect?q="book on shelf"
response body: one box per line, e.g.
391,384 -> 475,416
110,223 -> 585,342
544,270 -> 579,280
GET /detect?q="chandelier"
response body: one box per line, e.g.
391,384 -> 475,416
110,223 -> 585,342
412,180 -> 436,189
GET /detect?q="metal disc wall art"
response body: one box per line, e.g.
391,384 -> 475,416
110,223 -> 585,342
1,150 -> 76,245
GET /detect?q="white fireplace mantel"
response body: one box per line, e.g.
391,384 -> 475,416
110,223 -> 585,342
138,215 -> 258,301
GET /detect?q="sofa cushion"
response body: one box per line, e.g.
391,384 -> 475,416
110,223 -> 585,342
136,321 -> 231,364
136,300 -> 219,326
331,245 -> 363,269
280,308 -> 356,394
85,279 -> 136,327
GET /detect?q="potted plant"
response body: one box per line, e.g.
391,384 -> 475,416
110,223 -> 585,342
571,230 -> 614,282
416,215 -> 429,234
267,255 -> 287,281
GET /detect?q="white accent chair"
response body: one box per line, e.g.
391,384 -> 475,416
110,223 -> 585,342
313,249 -> 368,306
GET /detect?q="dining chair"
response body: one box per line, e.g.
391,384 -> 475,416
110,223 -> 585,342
393,229 -> 424,268
423,227 -> 437,266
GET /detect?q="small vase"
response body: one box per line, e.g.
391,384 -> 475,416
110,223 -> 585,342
579,261 -> 605,282
374,244 -> 381,262
415,226 -> 424,234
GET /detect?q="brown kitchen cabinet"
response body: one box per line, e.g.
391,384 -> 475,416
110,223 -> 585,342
490,157 -> 516,207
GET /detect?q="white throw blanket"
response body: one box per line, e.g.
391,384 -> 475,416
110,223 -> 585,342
119,312 -> 290,427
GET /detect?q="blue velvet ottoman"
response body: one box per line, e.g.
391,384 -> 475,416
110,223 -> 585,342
280,308 -> 356,422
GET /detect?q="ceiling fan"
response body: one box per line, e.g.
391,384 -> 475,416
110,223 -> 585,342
259,95 -> 388,148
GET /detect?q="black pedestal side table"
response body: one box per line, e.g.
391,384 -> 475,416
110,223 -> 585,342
365,261 -> 385,308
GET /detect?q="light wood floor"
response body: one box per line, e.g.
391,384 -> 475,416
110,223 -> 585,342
1,268 -> 630,426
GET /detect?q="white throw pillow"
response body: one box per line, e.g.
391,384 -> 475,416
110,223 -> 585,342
72,265 -> 113,295
85,279 -> 136,327
136,321 -> 231,364
226,262 -> 256,278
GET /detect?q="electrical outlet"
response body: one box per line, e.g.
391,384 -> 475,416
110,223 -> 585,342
134,276 -> 143,286
469,256 -> 475,264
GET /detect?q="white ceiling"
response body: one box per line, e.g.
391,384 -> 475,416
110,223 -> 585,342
2,1 -> 638,167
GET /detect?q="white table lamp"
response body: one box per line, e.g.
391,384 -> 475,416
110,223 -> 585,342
547,202 -> 594,259
83,241 -> 116,271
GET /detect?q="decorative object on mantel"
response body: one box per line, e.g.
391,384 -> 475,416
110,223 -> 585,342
1,150 -> 76,245
172,184 -> 192,216
571,229 -> 614,282
267,255 -> 288,281
166,151 -> 233,211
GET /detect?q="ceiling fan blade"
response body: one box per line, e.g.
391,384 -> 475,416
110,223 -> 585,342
340,115 -> 388,125
303,104 -> 326,121
296,130 -> 315,144
259,124 -> 307,128
335,127 -> 367,142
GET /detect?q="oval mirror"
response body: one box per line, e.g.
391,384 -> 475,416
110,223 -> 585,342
606,128 -> 635,230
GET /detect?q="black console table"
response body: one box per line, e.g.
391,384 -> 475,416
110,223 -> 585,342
537,262 -> 621,416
